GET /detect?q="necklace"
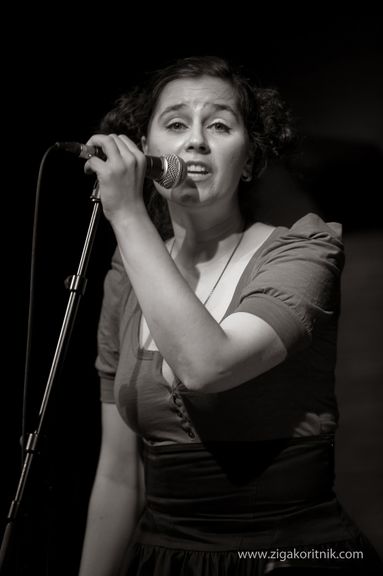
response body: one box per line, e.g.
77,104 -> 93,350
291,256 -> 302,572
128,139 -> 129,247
169,229 -> 245,306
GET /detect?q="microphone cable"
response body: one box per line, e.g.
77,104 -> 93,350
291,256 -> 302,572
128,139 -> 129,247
20,144 -> 58,466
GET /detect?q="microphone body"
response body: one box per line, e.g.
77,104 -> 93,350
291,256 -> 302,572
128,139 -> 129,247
55,141 -> 187,189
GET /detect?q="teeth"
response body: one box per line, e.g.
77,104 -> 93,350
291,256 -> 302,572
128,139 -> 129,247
187,164 -> 208,173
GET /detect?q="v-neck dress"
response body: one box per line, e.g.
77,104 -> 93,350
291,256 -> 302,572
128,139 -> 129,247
97,213 -> 342,445
94,213 -> 383,574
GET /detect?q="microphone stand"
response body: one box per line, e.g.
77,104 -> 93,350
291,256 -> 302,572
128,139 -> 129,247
0,184 -> 102,574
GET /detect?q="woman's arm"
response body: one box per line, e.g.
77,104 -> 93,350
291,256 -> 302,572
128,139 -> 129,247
114,212 -> 287,392
84,134 -> 286,393
78,403 -> 144,576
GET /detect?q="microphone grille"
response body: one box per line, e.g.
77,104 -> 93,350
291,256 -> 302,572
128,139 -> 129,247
156,154 -> 187,189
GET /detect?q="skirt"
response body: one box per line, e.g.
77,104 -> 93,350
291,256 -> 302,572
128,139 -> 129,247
119,436 -> 382,575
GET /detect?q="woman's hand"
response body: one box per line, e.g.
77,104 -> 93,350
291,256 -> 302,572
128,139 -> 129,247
84,133 -> 147,225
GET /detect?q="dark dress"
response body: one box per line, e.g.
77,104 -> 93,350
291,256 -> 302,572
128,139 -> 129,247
96,214 -> 382,574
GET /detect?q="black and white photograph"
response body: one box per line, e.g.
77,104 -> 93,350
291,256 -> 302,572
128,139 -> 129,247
1,9 -> 382,575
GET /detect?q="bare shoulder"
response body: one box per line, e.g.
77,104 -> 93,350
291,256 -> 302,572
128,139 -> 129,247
240,221 -> 276,258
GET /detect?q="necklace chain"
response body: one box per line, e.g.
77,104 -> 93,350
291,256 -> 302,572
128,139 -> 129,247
169,230 -> 245,306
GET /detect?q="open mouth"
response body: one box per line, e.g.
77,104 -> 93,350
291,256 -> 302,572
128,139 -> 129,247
186,162 -> 210,176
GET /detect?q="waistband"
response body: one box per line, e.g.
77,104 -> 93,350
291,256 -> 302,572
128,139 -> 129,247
143,435 -> 335,508
132,436 -> 358,550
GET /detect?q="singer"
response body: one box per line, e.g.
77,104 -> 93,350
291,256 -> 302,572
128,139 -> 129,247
78,56 -> 382,575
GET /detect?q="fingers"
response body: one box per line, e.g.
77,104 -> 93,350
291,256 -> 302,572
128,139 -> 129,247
109,134 -> 146,174
84,134 -> 121,175
84,133 -> 145,177
116,134 -> 143,158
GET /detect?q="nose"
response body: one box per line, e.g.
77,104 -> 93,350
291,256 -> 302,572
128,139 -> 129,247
185,122 -> 210,154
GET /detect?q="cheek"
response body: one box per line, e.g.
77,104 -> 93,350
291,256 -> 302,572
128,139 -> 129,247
220,137 -> 249,165
222,149 -> 248,178
145,128 -> 175,156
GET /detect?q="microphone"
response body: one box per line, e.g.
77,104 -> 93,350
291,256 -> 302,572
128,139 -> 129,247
55,141 -> 187,189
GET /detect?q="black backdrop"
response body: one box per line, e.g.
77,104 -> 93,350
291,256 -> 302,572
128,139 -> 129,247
1,10 -> 382,574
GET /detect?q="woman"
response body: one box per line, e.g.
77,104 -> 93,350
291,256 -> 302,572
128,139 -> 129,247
78,56 -> 382,574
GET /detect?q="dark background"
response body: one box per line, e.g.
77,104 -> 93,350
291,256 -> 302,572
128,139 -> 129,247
1,9 -> 382,574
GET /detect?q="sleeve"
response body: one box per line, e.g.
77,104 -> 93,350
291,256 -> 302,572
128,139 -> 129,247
95,247 -> 131,403
236,213 -> 344,354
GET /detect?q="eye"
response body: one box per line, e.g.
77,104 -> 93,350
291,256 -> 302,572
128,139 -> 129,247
209,122 -> 231,133
166,121 -> 187,131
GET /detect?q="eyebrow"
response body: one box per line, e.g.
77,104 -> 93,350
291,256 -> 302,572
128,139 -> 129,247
158,103 -> 240,121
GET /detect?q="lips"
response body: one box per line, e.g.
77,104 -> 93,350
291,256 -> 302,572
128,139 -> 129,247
185,161 -> 210,175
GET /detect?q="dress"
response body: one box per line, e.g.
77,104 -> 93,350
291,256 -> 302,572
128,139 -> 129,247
95,213 -> 382,574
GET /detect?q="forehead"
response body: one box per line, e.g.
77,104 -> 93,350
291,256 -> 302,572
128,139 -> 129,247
153,76 -> 240,116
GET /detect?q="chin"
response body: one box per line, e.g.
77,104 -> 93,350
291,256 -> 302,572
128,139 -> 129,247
154,182 -> 201,206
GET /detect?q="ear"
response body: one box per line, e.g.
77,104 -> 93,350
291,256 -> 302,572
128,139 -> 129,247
141,136 -> 148,154
241,154 -> 254,181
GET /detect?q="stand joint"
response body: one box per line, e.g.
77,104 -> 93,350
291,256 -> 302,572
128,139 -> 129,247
64,274 -> 88,294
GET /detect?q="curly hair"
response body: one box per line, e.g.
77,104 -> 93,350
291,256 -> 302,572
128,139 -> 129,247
99,55 -> 297,239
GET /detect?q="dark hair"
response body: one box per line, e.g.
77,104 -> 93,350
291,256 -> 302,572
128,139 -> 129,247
99,55 -> 297,238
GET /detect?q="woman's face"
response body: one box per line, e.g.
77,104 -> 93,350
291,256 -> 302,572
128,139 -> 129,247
142,76 -> 252,208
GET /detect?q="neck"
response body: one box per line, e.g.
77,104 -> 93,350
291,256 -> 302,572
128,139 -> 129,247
168,198 -> 245,264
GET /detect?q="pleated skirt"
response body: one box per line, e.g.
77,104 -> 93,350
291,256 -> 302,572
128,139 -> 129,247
119,437 -> 382,575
